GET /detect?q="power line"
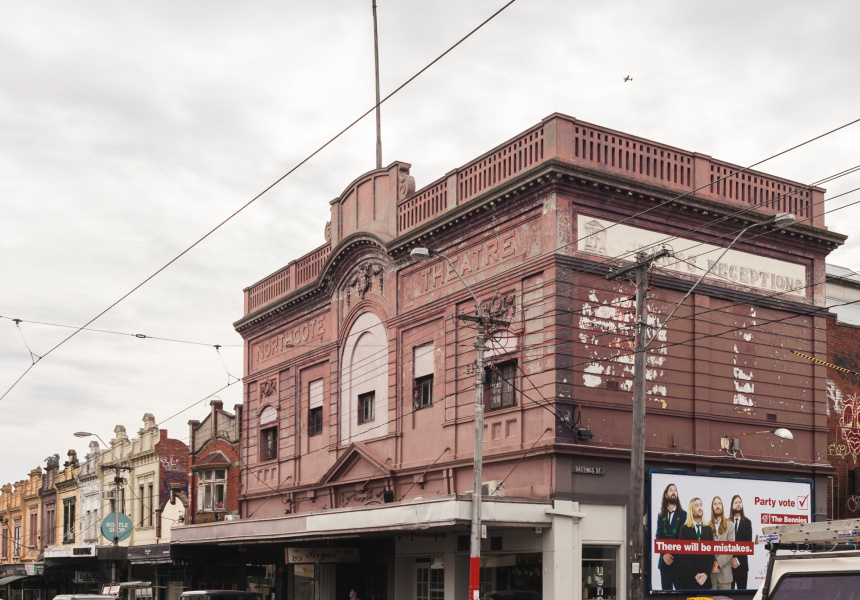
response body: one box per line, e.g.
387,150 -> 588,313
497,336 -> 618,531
0,315 -> 242,348
0,0 -> 520,403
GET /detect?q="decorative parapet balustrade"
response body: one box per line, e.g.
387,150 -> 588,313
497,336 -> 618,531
395,114 -> 823,235
245,114 -> 825,317
244,243 -> 331,315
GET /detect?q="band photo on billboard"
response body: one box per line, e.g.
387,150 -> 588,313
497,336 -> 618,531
649,470 -> 812,594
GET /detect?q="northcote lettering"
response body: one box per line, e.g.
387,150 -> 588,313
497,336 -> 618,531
255,316 -> 325,362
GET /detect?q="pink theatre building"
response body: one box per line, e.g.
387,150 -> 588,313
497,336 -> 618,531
172,114 -> 844,599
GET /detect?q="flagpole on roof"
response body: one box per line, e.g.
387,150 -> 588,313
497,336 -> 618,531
372,0 -> 383,169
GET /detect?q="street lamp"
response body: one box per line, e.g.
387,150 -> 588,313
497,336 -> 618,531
613,211 -> 796,600
411,246 -> 500,600
75,431 -> 131,583
721,428 -> 793,456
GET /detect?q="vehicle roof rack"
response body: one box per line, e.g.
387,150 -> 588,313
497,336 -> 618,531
759,518 -> 860,546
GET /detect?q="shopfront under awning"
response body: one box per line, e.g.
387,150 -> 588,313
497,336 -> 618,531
171,494 -> 559,546
0,576 -> 28,586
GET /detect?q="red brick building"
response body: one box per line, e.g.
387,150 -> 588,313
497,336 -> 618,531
824,264 -> 860,519
187,400 -> 241,525
174,114 -> 845,599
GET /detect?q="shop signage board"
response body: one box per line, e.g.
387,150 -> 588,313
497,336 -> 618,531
285,547 -> 359,563
649,470 -> 812,594
45,545 -> 95,558
75,572 -> 109,583
101,513 -> 134,543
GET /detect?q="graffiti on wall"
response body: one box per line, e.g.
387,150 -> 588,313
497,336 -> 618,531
830,394 -> 860,459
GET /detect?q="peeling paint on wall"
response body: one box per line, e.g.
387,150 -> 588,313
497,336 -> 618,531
828,379 -> 844,417
579,288 -> 671,406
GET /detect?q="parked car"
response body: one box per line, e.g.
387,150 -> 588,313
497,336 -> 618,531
180,591 -> 263,600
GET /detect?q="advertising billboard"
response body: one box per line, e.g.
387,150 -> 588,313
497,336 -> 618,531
649,470 -> 812,594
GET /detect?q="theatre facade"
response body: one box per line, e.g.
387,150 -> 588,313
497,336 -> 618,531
171,113 -> 844,599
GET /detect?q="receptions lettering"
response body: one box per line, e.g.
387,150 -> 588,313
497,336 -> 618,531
577,215 -> 807,299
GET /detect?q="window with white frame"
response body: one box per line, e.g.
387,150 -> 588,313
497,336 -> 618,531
358,391 -> 375,424
63,498 -> 76,543
413,344 -> 435,410
13,522 -> 21,557
308,378 -> 324,436
198,469 -> 227,512
259,405 -> 278,461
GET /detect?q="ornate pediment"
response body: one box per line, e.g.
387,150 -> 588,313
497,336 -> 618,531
343,261 -> 385,310
481,290 -> 516,320
317,442 -> 392,486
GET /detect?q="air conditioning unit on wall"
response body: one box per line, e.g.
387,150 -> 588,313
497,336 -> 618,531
482,481 -> 505,497
100,491 -> 115,500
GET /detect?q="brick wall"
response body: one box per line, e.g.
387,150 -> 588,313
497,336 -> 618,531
155,435 -> 190,506
188,437 -> 240,523
826,315 -> 860,519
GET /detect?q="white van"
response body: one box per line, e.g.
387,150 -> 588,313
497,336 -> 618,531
752,519 -> 860,600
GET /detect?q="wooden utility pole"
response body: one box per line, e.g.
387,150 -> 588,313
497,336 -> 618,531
607,247 -> 669,600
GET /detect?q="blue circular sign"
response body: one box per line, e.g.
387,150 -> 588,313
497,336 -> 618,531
101,513 -> 134,542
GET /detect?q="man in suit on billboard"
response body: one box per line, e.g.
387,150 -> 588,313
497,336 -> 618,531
730,494 -> 753,589
655,483 -> 686,590
709,496 -> 735,590
678,497 -> 715,591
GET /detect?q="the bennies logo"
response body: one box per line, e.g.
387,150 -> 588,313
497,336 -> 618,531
253,316 -> 326,366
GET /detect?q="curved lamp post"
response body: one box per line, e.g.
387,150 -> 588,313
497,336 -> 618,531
411,246 -> 487,600
620,211 -> 796,600
75,431 -> 131,583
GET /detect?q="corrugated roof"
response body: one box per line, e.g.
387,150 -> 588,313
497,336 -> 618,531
827,263 -> 860,284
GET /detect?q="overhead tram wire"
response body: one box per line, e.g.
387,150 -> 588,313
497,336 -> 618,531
517,164 -> 860,310
457,182 -> 860,348
425,164 -> 860,351
152,297 -> 860,514
0,315 -> 242,348
0,0 -> 520,404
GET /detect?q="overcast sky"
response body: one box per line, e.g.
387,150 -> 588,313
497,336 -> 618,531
2,0 -> 859,486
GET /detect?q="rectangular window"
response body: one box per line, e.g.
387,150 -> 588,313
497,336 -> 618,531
308,407 -> 323,436
414,374 -> 434,409
198,469 -> 228,512
261,427 -> 277,461
486,361 -> 517,410
45,507 -> 55,545
63,498 -> 76,543
139,485 -> 146,527
480,553 -> 541,599
29,511 -> 37,547
308,378 -> 324,436
13,524 -> 21,557
582,546 -> 618,600
148,483 -> 154,527
358,391 -> 375,424
1,527 -> 7,559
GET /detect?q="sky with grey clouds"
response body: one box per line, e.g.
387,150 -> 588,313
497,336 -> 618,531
2,0 -> 859,485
